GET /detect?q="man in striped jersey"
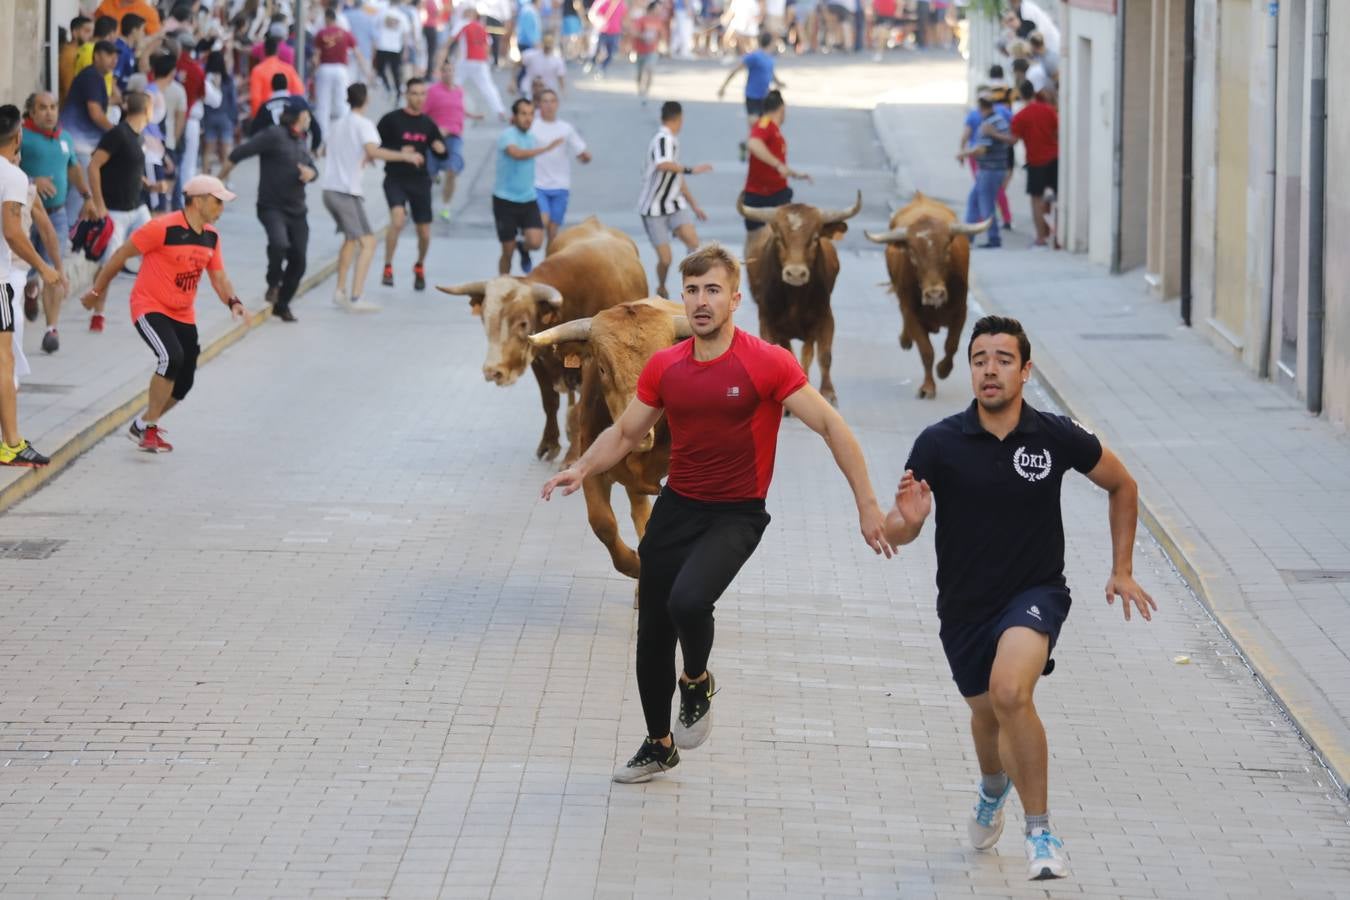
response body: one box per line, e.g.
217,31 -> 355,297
638,102 -> 712,298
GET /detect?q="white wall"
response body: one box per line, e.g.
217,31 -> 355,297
1323,0 -> 1350,424
1060,6 -> 1118,267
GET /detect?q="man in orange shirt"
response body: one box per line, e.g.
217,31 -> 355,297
80,175 -> 248,454
94,0 -> 161,36
249,37 -> 303,118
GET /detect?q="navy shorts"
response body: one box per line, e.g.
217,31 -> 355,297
938,583 -> 1071,698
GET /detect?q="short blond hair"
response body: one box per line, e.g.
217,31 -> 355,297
679,242 -> 740,290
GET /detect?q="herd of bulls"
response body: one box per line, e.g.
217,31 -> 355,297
437,193 -> 992,589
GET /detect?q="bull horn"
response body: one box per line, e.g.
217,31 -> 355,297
436,280 -> 488,296
951,218 -> 994,237
528,318 -> 593,347
820,190 -> 863,224
530,283 -> 564,307
736,195 -> 778,224
865,226 -> 908,244
673,316 -> 694,339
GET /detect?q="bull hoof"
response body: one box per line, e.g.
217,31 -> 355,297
917,383 -> 937,399
822,389 -> 838,407
536,441 -> 562,461
936,358 -> 954,379
900,333 -> 913,350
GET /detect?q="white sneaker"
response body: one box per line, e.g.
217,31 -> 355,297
333,288 -> 352,310
968,780 -> 1011,850
1025,828 -> 1069,880
349,298 -> 382,313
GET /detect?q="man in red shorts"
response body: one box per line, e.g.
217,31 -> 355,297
80,174 -> 247,453
541,242 -> 893,783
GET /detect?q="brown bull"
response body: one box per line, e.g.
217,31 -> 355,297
545,214 -> 631,257
438,224 -> 648,460
529,300 -> 691,580
865,191 -> 991,398
738,191 -> 861,405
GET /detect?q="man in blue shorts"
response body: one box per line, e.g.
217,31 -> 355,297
718,32 -> 785,160
529,89 -> 590,250
886,316 -> 1156,882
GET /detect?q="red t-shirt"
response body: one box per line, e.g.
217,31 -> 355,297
458,22 -> 489,62
316,26 -> 357,65
874,0 -> 898,16
1011,100 -> 1059,166
636,328 -> 807,502
744,117 -> 788,196
634,14 -> 663,54
176,55 -> 205,108
129,211 -> 224,325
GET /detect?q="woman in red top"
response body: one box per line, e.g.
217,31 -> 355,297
739,90 -> 812,231
542,244 -> 892,784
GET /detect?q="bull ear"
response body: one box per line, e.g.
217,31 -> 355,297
822,222 -> 849,240
469,298 -> 483,316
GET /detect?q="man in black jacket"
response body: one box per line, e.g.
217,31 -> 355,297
220,106 -> 317,322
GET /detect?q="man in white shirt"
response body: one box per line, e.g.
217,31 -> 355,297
319,83 -> 423,312
373,4 -> 412,98
518,33 -> 567,98
529,88 -> 590,248
0,106 -> 60,467
637,101 -> 711,298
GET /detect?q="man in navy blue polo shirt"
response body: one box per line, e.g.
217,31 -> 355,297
885,315 -> 1156,882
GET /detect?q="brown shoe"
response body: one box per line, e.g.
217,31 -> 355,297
274,304 -> 297,323
265,285 -> 280,305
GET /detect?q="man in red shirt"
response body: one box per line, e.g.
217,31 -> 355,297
450,8 -> 505,120
739,90 -> 811,231
989,80 -> 1059,247
541,243 -> 893,784
248,37 -> 303,118
314,7 -> 371,133
80,175 -> 248,454
632,2 -> 665,102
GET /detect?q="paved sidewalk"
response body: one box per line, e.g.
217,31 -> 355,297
873,95 -> 1350,796
0,108 -> 500,514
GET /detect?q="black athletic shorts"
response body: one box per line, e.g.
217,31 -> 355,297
383,174 -> 433,225
938,583 -> 1070,698
134,311 -> 201,400
745,96 -> 766,119
0,284 -> 14,334
1026,159 -> 1059,198
741,186 -> 793,232
492,195 -> 543,242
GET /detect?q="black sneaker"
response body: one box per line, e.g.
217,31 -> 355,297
41,329 -> 59,354
673,672 -> 716,750
0,440 -> 50,468
413,262 -> 426,291
612,737 -> 680,784
516,238 -> 533,274
274,304 -> 297,323
128,420 -> 143,443
381,264 -> 394,287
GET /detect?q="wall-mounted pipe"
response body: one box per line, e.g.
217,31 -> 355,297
1307,0 -> 1327,414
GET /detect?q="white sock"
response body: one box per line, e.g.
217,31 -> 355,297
134,416 -> 148,430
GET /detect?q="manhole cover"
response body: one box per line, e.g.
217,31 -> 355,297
1077,333 -> 1170,341
1281,569 -> 1350,584
0,539 -> 66,559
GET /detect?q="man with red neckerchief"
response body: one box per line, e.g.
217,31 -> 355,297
541,243 -> 893,784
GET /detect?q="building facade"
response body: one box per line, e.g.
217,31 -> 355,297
1038,0 -> 1349,424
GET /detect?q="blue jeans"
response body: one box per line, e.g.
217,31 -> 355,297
966,167 -> 1004,246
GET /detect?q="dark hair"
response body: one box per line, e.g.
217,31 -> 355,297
93,15 -> 117,37
271,72 -> 289,90
762,90 -> 784,114
660,100 -> 681,122
325,7 -> 338,21
205,50 -> 227,76
93,39 -> 119,57
280,106 -> 301,129
758,32 -> 772,48
511,96 -> 532,115
121,13 -> 146,36
171,3 -> 193,21
124,90 -> 149,116
977,95 -> 994,110
989,64 -> 1004,79
1011,57 -> 1029,73
968,315 -> 1031,364
264,35 -> 280,56
0,105 -> 21,147
347,82 -> 368,108
71,14 -> 92,32
150,52 -> 178,79
1019,79 -> 1036,101
405,76 -> 427,90
22,93 -> 37,117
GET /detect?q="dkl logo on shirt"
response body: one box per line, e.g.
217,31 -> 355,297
1012,446 -> 1052,482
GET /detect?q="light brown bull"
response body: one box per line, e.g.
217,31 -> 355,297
865,191 -> 991,398
738,191 -> 861,405
528,300 -> 690,581
438,222 -> 648,460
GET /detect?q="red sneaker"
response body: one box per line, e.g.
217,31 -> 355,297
137,424 -> 173,453
89,314 -> 105,333
413,262 -> 426,291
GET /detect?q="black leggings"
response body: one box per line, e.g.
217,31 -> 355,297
374,50 -> 403,95
635,488 -> 770,739
258,206 -> 309,306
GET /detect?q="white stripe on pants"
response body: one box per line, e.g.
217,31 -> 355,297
315,63 -> 350,130
457,59 -> 504,118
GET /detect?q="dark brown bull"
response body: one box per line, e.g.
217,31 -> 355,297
529,300 -> 691,581
865,191 -> 991,398
738,191 -> 862,405
438,223 -> 648,460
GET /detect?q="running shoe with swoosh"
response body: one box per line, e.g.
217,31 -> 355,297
673,672 -> 716,750
612,737 -> 680,784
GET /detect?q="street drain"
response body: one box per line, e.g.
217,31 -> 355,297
0,539 -> 66,559
1281,569 -> 1350,585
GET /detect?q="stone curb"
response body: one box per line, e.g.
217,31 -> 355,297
870,99 -> 1350,800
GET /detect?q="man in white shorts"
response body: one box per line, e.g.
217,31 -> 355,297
637,101 -> 712,298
